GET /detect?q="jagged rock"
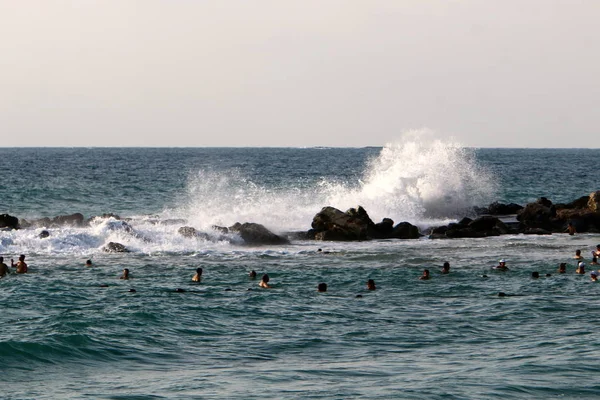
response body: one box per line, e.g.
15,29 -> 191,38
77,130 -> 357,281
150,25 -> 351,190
487,202 -> 524,215
391,222 -> 421,239
310,206 -> 373,241
517,199 -> 556,230
0,214 -> 19,229
178,226 -> 198,238
51,213 -> 85,227
429,216 -> 507,239
371,218 -> 394,238
229,222 -> 289,245
38,230 -> 50,239
556,196 -> 590,210
103,242 -> 129,253
588,191 -> 600,212
457,217 -> 473,226
212,225 -> 229,234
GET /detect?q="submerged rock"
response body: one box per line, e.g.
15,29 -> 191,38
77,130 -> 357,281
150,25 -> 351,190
0,214 -> 19,230
177,226 -> 211,240
103,242 -> 129,253
38,230 -> 50,239
228,222 -> 289,245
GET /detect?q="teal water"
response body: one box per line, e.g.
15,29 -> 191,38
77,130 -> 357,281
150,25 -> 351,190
1,144 -> 600,399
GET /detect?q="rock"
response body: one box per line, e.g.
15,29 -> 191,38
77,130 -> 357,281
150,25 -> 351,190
391,222 -> 421,239
38,230 -> 50,239
103,242 -> 129,253
588,191 -> 600,212
555,196 -> 590,210
212,225 -> 229,234
229,222 -> 289,245
468,216 -> 507,233
310,206 -> 373,241
371,218 -> 394,238
177,226 -> 210,240
487,202 -> 524,215
522,228 -> 552,235
457,217 -> 473,226
517,199 -> 556,229
0,214 -> 19,229
52,213 -> 85,227
429,216 -> 507,239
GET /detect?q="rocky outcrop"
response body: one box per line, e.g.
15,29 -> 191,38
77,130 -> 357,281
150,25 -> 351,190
228,222 -> 289,245
103,242 -> 129,253
486,202 -> 524,215
177,226 -> 211,240
429,215 -> 510,239
0,214 -> 19,230
517,198 -> 557,231
588,191 -> 600,212
309,206 -> 421,241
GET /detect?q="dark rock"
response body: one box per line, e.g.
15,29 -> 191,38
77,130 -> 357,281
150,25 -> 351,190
555,196 -> 590,210
0,214 -> 19,229
371,218 -> 394,238
103,242 -> 129,253
52,213 -> 85,227
487,202 -> 524,215
178,226 -> 199,238
391,222 -> 421,239
457,217 -> 473,226
537,197 -> 553,208
310,206 -> 373,241
229,222 -> 289,245
469,216 -> 507,233
38,230 -> 50,239
517,201 -> 556,225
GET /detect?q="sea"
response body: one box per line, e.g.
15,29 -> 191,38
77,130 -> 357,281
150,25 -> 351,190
1,140 -> 600,399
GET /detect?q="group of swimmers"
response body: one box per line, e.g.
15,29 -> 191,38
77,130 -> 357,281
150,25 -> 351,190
3,245 -> 600,291
0,255 -> 27,277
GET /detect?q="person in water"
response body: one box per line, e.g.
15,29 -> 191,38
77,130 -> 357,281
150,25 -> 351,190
0,257 -> 9,277
317,282 -> 327,292
249,270 -> 257,279
192,267 -> 203,282
120,268 -> 130,280
591,255 -> 599,266
574,249 -> 584,261
558,263 -> 567,273
531,271 -> 540,279
441,262 -> 450,274
259,274 -> 271,288
495,259 -> 509,271
593,245 -> 600,258
419,269 -> 430,280
576,262 -> 585,274
591,271 -> 599,282
11,255 -> 27,274
566,222 -> 577,235
367,279 -> 376,290
85,259 -> 93,267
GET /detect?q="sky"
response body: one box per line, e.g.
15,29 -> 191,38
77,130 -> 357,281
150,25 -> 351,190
1,0 -> 599,148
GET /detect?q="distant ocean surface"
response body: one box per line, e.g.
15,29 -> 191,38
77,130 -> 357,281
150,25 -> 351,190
1,143 -> 600,399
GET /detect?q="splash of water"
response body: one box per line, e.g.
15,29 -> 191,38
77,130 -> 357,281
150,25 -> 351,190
175,131 -> 497,231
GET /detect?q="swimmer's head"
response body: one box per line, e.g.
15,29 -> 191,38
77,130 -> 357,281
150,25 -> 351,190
261,274 -> 270,283
499,259 -> 506,265
85,259 -> 92,266
443,262 -> 450,270
0,256 -> 3,263
576,249 -> 581,256
317,282 -> 327,292
531,271 -> 540,278
19,254 -> 25,261
196,267 -> 203,275
367,279 -> 376,290
249,270 -> 257,278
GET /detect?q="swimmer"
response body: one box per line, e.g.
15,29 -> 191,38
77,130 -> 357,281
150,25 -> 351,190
11,255 -> 27,274
249,270 -> 257,279
0,257 -> 9,277
566,222 -> 576,235
259,274 -> 271,288
576,262 -> 585,275
192,267 -> 202,282
591,271 -> 599,282
592,255 -> 599,266
85,259 -> 93,267
441,262 -> 450,274
366,279 -> 376,290
494,259 -> 509,271
419,269 -> 430,280
317,282 -> 327,292
574,249 -> 584,261
594,245 -> 600,258
558,263 -> 567,273
531,271 -> 540,279
120,268 -> 130,280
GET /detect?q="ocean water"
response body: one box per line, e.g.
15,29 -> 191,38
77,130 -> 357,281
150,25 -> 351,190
1,140 -> 600,399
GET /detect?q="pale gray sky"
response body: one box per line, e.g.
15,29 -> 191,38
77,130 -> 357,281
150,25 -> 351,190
1,0 -> 599,147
